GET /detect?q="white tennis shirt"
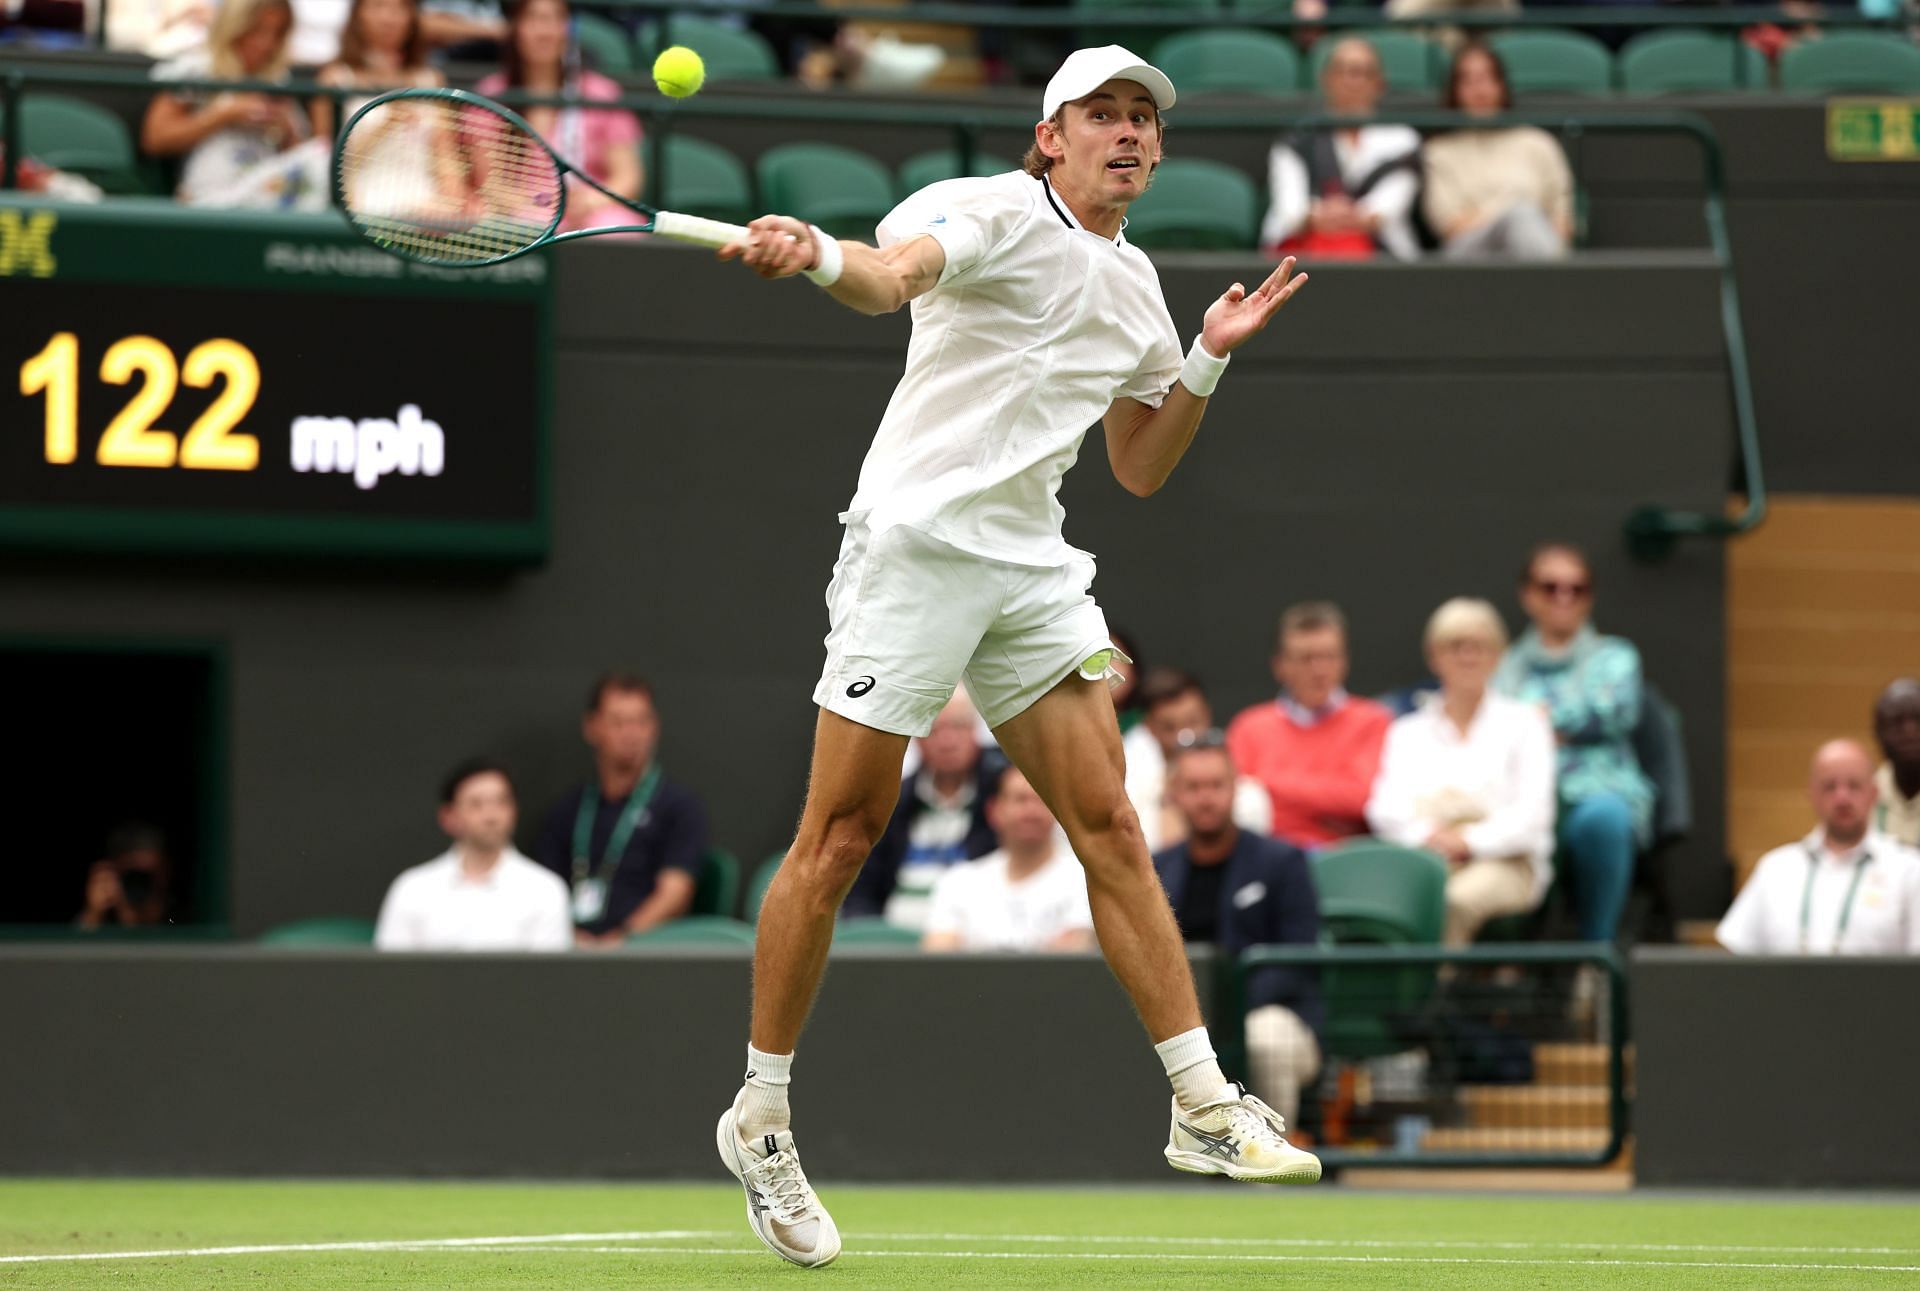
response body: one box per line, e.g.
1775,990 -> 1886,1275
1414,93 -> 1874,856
851,171 -> 1185,568
923,846 -> 1096,951
1717,830 -> 1920,955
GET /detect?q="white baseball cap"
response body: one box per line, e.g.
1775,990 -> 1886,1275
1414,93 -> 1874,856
1042,45 -> 1177,121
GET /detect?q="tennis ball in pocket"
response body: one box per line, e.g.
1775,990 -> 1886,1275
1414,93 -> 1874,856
653,46 -> 706,98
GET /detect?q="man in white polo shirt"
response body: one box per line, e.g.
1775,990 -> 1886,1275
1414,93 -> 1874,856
1718,739 -> 1920,955
923,768 -> 1096,953
375,760 -> 571,953
711,44 -> 1317,1269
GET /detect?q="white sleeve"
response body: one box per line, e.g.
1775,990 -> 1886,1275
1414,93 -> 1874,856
531,877 -> 574,953
1261,144 -> 1310,249
373,872 -> 417,951
1364,720 -> 1427,847
922,866 -> 969,939
1462,706 -> 1557,860
1715,853 -> 1776,953
1115,308 -> 1184,409
877,176 -> 1028,286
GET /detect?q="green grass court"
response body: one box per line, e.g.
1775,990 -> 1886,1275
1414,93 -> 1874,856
3,1180 -> 1915,1289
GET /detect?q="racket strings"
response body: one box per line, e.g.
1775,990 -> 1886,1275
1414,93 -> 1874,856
337,96 -> 567,265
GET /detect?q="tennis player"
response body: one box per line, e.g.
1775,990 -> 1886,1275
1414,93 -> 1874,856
713,45 -> 1317,1269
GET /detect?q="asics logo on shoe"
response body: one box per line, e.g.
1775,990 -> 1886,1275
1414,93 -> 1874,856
765,1134 -> 779,1156
1179,1121 -> 1241,1160
746,1185 -> 768,1216
846,676 -> 876,697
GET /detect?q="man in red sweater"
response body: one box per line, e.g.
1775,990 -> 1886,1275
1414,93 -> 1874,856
1227,602 -> 1392,850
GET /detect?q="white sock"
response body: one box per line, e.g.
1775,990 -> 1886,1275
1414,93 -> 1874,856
737,1044 -> 792,1139
1155,1026 -> 1233,1113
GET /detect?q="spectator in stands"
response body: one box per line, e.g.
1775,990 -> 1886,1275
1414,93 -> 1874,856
75,824 -> 172,930
417,0 -> 502,55
142,0 -> 332,209
310,0 -> 443,138
1382,0 -> 1518,50
1155,735 -> 1323,1123
375,760 -> 572,951
105,0 -> 213,60
922,769 -> 1096,953
1260,36 -> 1422,262
1227,601 -> 1393,851
1872,678 -> 1920,847
1717,739 -> 1920,954
1493,542 -> 1655,943
1125,667 -> 1271,852
474,0 -> 642,233
845,688 -> 1000,928
1366,598 -> 1558,946
1423,42 -> 1574,261
534,674 -> 709,948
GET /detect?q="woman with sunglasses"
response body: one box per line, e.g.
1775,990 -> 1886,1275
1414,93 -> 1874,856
1492,542 -> 1655,943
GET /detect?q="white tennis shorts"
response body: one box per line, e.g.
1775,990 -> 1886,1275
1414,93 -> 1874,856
812,512 -> 1118,737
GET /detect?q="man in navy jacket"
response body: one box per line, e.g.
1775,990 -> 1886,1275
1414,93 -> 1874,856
1154,733 -> 1324,1124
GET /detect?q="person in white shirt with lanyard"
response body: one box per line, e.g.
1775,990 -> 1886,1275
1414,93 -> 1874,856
709,45 -> 1317,1270
1718,739 -> 1920,955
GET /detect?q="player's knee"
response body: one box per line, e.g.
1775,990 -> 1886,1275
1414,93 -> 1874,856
788,812 -> 885,900
1070,796 -> 1149,874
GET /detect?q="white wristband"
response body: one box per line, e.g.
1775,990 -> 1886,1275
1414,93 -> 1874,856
1178,334 -> 1229,397
802,225 -> 843,286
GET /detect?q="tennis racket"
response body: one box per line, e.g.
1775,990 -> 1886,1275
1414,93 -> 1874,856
332,87 -> 748,268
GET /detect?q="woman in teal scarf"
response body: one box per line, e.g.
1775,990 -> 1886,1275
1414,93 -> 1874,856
1492,543 -> 1654,941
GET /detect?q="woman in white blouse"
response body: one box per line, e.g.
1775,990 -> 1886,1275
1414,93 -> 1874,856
1366,598 -> 1557,945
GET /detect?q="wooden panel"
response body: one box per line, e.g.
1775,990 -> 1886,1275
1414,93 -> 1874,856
1725,497 -> 1920,884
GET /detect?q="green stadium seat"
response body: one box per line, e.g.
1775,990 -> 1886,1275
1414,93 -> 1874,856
1618,30 -> 1767,95
259,917 -> 377,946
658,135 -> 755,227
641,16 -> 780,81
897,148 -> 1014,198
744,851 -> 783,924
1780,32 -> 1920,94
832,917 -> 922,947
1153,28 -> 1301,96
1072,0 -> 1219,69
1305,30 -> 1442,94
1122,157 -> 1260,250
627,914 -> 756,946
691,846 -> 742,918
15,94 -> 145,194
572,11 -> 634,71
1309,841 -> 1448,1060
1488,30 -> 1615,95
757,142 -> 895,240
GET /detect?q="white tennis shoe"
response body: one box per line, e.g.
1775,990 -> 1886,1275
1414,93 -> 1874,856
1164,1084 -> 1323,1184
715,1093 -> 842,1268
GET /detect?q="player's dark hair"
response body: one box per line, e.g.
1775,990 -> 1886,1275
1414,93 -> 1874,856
440,758 -> 516,806
1021,106 -> 1166,180
586,671 -> 655,714
1521,541 -> 1591,587
1443,41 -> 1513,113
1137,666 -> 1205,714
337,0 -> 427,74
1278,601 -> 1347,651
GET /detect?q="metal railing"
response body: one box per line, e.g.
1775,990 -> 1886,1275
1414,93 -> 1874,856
1231,943 -> 1630,1168
0,62 -> 1766,554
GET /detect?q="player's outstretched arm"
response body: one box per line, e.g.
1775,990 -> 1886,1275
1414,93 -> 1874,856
1102,257 -> 1308,497
718,215 -> 945,316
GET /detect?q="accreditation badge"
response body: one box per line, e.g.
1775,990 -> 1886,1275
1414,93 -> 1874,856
572,877 -> 608,924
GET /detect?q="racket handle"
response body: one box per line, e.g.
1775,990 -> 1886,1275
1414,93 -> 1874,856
654,211 -> 750,247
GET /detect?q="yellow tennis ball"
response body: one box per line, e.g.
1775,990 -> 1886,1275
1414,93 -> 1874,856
653,45 -> 706,98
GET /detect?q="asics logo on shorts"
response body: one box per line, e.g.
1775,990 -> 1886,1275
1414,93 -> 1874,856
846,676 -> 876,698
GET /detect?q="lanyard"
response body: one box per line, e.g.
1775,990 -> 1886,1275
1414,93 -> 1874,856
1799,844 -> 1872,954
572,766 -> 661,887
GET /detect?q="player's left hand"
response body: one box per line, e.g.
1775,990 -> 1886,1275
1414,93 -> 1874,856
1200,256 -> 1308,358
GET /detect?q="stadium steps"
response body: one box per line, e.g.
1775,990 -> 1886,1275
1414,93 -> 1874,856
1532,1041 -> 1635,1087
1419,1126 -> 1614,1153
1458,1085 -> 1610,1130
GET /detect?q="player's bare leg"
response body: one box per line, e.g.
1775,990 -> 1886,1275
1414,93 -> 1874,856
717,707 -> 907,1269
993,673 -> 1321,1184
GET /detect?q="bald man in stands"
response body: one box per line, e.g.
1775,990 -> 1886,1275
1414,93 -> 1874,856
1872,678 -> 1920,846
1718,739 -> 1920,955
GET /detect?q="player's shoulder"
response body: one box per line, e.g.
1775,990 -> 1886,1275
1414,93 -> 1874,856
903,170 -> 1038,215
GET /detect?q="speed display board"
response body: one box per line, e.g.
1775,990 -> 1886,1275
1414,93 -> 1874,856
0,199 -> 551,561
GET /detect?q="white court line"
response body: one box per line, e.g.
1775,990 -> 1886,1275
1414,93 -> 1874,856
7,1229 -> 1919,1273
849,1231 -> 1920,1257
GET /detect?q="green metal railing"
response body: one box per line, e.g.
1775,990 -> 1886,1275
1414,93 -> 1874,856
1233,943 -> 1630,1168
0,62 -> 1766,554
